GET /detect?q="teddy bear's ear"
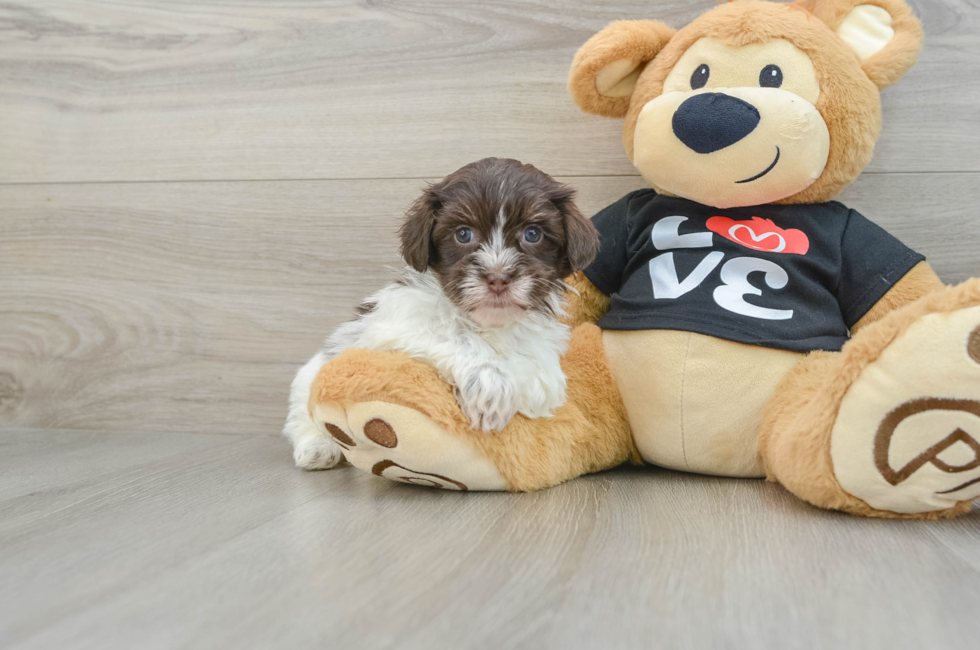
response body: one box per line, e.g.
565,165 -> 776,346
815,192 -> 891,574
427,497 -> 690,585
568,20 -> 676,118
812,0 -> 924,89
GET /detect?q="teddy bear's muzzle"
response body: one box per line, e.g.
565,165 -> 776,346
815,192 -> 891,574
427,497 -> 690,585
632,87 -> 830,209
671,92 -> 761,154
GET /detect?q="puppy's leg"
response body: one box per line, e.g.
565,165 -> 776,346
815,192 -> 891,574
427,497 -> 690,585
285,314 -> 371,469
284,352 -> 344,470
454,360 -> 520,433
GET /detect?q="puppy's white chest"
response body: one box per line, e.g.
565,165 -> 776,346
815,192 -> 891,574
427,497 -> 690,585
333,270 -> 571,429
478,319 -> 570,418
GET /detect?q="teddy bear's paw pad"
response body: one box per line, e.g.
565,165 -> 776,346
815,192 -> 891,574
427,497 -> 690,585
331,401 -> 509,491
831,306 -> 980,513
295,403 -> 352,470
311,403 -> 357,448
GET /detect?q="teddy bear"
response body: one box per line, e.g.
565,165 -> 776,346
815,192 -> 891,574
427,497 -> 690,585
305,0 -> 980,519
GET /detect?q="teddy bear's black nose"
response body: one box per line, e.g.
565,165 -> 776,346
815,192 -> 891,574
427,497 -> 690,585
672,92 -> 761,154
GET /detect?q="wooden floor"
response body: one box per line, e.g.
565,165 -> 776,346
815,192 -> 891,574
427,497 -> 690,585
1,428 -> 978,650
2,1 -> 980,648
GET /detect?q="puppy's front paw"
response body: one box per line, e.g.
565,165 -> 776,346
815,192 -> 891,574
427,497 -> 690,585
293,437 -> 344,470
454,364 -> 519,433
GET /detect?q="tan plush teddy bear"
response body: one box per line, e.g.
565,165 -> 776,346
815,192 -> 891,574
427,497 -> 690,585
306,0 -> 980,519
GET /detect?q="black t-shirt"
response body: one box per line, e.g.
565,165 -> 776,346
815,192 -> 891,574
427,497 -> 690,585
583,190 -> 924,352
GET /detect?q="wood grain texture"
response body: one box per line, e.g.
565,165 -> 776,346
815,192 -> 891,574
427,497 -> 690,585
2,174 -> 977,435
2,4 -> 978,647
0,0 -> 978,183
0,429 -> 978,650
0,175 -> 645,434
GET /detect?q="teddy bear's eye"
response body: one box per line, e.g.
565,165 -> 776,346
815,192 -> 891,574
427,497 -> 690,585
760,64 -> 783,88
690,64 -> 710,90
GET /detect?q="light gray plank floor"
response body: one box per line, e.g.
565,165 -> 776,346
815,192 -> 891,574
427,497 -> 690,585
1,428 -> 979,650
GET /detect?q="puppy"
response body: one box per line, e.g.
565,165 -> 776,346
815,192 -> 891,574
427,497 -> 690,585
284,157 -> 599,470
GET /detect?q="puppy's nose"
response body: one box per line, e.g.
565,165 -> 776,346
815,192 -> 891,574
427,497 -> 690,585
672,92 -> 760,154
485,273 -> 511,295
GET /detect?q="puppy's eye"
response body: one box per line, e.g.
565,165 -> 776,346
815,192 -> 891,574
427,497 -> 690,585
760,64 -> 783,88
455,227 -> 473,244
691,64 -> 710,90
523,226 -> 542,243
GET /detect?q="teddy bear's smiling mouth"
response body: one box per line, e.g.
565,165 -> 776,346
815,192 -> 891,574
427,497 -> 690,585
735,146 -> 781,184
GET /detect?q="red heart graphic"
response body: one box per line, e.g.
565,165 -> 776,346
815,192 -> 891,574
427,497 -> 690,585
706,216 -> 809,255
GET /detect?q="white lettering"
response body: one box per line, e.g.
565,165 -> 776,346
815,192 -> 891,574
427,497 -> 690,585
649,251 -> 725,300
652,216 -> 714,250
712,257 -> 793,320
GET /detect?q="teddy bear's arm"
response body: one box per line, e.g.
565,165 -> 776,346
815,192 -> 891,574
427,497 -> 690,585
562,271 -> 611,328
850,261 -> 944,333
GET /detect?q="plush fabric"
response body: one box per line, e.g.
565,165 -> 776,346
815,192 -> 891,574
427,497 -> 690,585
812,0 -> 924,89
567,20 -> 676,119
851,261 -> 944,332
604,329 -> 802,477
562,271 -> 610,327
608,1 -> 891,206
313,325 -> 639,492
307,0 -> 980,519
760,279 -> 980,518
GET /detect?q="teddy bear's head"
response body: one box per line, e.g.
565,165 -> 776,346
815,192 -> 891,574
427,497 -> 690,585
569,0 -> 923,209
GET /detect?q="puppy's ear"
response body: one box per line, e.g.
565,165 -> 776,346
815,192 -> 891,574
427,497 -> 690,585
399,183 -> 441,272
812,0 -> 923,89
568,20 -> 676,119
551,185 -> 599,274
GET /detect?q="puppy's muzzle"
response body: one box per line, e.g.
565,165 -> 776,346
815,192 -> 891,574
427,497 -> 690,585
485,273 -> 512,296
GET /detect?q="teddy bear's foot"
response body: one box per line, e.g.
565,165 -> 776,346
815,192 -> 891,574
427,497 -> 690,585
762,279 -> 980,518
312,400 -> 509,491
308,326 -> 637,492
830,287 -> 980,515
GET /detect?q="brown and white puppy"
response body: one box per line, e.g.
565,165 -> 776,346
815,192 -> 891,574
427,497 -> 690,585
285,158 -> 599,470
401,157 -> 599,327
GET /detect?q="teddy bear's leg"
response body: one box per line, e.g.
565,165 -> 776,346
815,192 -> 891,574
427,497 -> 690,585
308,323 -> 639,491
760,279 -> 980,518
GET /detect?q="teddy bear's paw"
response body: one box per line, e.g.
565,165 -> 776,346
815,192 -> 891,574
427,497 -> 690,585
831,303 -> 980,514
312,400 -> 509,491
